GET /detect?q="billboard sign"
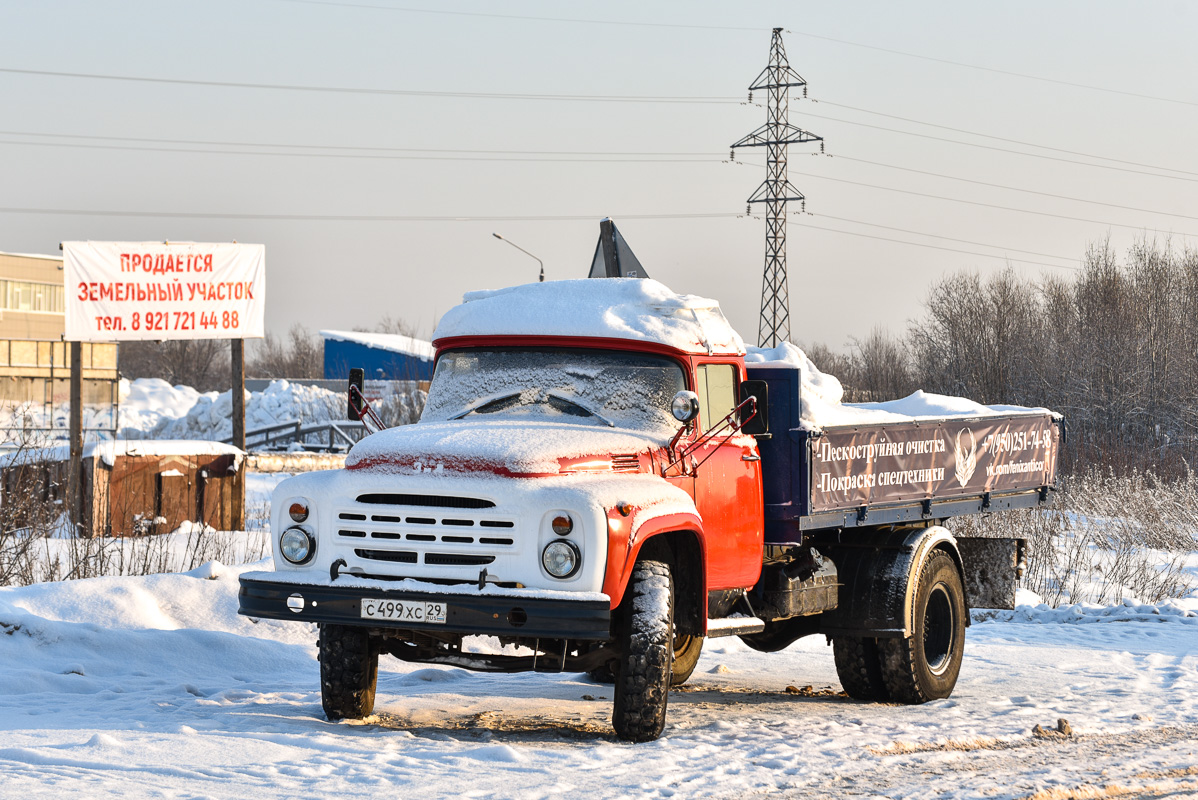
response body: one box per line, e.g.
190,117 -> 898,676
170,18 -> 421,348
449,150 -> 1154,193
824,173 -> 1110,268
809,414 -> 1059,512
63,241 -> 265,342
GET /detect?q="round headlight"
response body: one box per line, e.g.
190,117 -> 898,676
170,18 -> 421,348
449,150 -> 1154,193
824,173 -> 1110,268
671,390 -> 700,423
542,540 -> 581,578
288,501 -> 310,523
280,527 -> 315,565
551,514 -> 573,536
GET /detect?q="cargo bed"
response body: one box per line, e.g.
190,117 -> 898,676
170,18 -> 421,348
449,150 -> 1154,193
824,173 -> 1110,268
748,365 -> 1061,542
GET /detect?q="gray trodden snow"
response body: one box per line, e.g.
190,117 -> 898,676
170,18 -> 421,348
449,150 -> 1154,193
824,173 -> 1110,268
1,564 -> 1197,799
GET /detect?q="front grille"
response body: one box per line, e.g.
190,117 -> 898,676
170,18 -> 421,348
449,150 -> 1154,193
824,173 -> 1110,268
424,553 -> 495,566
355,549 -> 417,563
611,453 -> 641,473
339,494 -> 515,573
355,493 -> 495,509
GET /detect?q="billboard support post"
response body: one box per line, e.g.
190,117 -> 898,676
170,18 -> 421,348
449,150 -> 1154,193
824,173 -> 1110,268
231,338 -> 246,531
68,340 -> 83,534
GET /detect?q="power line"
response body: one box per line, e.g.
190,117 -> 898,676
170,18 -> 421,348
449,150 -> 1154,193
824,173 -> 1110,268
816,100 -> 1198,178
796,172 -> 1198,239
833,154 -> 1198,222
787,32 -> 1198,109
811,213 -> 1077,263
794,109 -> 1198,184
267,1 -> 1198,109
0,207 -> 744,222
269,0 -> 764,31
0,67 -> 741,104
0,137 -> 721,164
790,219 -> 1080,271
0,201 -> 1089,268
0,129 -> 725,157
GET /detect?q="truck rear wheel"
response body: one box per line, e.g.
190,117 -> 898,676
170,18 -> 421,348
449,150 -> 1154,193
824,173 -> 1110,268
611,559 -> 673,742
318,623 -> 379,720
878,549 -> 966,703
832,636 -> 889,701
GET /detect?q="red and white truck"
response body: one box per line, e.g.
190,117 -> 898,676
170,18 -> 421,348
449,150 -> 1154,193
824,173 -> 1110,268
239,279 -> 1060,742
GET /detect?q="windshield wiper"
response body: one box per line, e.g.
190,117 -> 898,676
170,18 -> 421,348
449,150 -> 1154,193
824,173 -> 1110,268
448,390 -> 526,420
450,389 -> 614,427
545,392 -> 615,427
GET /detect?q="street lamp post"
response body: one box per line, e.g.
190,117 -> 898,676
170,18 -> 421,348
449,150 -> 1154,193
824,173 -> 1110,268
492,233 -> 544,282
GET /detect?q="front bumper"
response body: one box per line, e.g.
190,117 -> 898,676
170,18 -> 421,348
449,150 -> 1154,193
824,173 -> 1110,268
238,574 -> 612,640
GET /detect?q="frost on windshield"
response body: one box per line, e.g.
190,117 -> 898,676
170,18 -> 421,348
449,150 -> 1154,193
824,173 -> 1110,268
422,348 -> 686,433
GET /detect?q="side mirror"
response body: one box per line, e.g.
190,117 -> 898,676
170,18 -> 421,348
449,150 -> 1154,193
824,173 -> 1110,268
740,380 -> 769,435
670,390 -> 700,424
348,368 -> 365,421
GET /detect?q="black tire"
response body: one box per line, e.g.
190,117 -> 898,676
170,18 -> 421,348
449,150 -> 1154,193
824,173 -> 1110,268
611,560 -> 674,742
670,633 -> 704,687
592,631 -> 701,687
832,636 -> 890,701
878,549 -> 966,704
318,623 -> 379,720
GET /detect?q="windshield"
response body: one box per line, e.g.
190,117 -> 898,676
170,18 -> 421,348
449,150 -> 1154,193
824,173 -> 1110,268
422,348 -> 687,434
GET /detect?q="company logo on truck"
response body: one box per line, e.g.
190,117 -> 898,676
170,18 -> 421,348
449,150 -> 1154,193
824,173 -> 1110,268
954,428 -> 977,487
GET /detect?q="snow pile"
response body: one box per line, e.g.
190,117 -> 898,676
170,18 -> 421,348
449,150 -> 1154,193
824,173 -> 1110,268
976,589 -> 1198,624
4,565 -> 1198,799
0,402 -> 116,446
124,380 -> 344,441
0,439 -> 243,469
746,342 -> 1053,430
117,378 -> 205,433
434,278 -> 745,355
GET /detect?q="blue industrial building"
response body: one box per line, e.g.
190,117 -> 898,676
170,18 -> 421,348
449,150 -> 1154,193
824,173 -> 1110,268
320,330 -> 436,382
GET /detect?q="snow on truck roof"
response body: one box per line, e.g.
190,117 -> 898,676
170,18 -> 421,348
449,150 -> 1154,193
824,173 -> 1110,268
432,279 -> 745,355
430,279 -> 1053,431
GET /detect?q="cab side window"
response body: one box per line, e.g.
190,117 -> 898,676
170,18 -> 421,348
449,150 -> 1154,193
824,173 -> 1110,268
695,364 -> 737,432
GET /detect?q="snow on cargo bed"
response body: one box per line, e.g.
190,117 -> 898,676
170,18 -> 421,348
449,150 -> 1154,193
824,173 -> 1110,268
433,278 -> 745,355
746,342 -> 1055,432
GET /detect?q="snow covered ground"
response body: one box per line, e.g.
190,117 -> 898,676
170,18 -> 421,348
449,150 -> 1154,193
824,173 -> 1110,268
1,565 -> 1196,800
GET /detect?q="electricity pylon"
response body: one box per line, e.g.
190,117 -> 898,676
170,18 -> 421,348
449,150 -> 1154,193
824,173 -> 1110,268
731,28 -> 824,348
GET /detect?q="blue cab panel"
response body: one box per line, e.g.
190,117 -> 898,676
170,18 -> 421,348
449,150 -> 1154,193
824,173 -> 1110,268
746,365 -> 810,545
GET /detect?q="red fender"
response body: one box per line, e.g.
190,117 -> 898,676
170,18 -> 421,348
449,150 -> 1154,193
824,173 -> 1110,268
602,509 -> 705,609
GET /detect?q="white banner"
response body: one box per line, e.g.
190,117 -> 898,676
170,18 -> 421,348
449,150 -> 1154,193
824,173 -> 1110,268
63,241 -> 266,342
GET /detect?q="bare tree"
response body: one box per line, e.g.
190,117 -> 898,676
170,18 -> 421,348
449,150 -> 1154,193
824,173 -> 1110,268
119,340 -> 230,392
247,325 -> 323,379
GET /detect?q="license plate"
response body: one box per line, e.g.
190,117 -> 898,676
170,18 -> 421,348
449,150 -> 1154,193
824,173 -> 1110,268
360,598 -> 447,624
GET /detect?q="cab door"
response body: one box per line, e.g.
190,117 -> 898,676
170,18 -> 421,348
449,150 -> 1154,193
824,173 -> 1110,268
692,362 -> 764,590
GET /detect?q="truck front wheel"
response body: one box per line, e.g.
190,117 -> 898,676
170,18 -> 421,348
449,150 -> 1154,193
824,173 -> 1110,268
878,549 -> 966,703
611,559 -> 674,742
670,633 -> 704,686
318,623 -> 379,720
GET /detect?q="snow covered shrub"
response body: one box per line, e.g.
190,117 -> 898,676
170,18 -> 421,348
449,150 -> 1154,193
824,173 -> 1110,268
950,469 -> 1198,606
373,384 -> 427,428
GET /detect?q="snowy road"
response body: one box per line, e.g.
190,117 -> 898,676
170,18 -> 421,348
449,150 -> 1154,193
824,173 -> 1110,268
2,564 -> 1196,800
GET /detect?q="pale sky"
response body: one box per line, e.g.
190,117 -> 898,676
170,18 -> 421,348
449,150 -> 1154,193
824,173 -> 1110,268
3,0 -> 1196,350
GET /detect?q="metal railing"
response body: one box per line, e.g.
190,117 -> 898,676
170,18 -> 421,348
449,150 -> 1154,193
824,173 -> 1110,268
221,419 -> 368,453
